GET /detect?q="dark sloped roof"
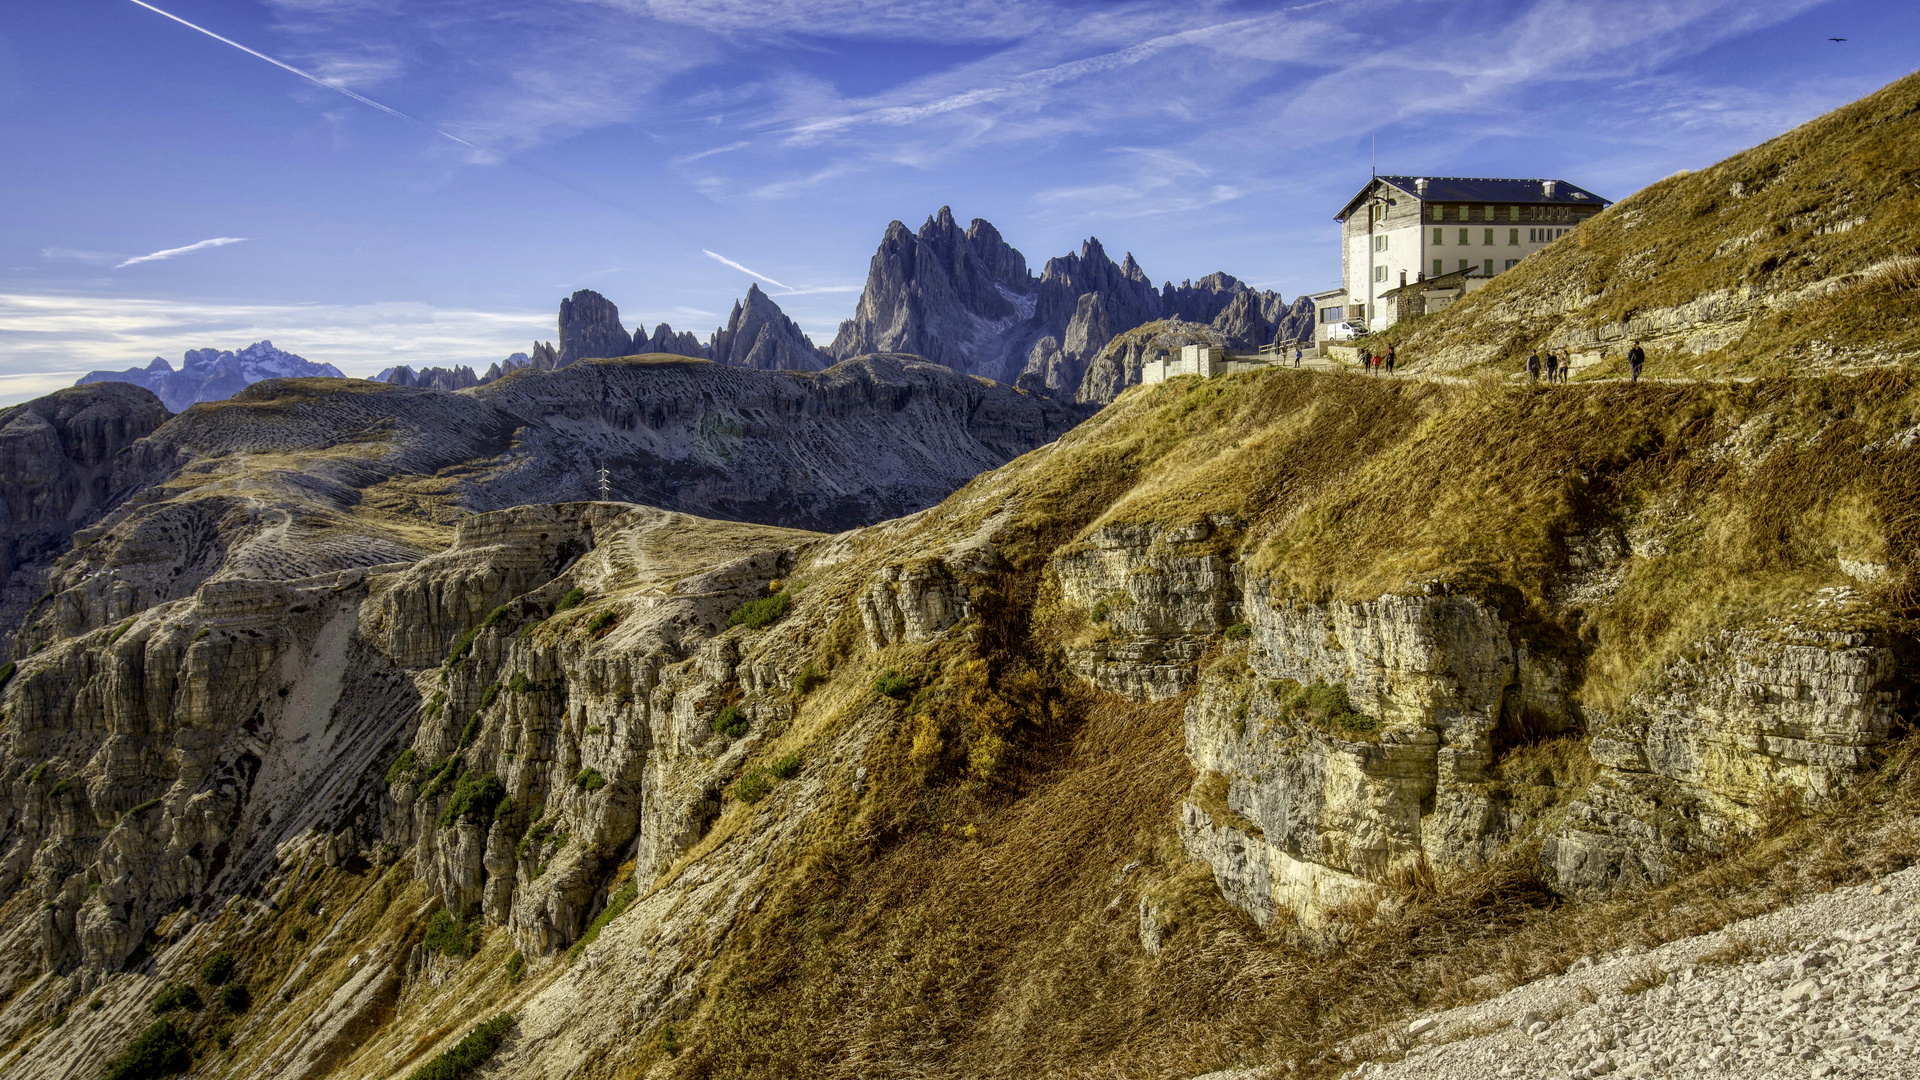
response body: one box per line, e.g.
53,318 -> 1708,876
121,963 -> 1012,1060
1336,176 -> 1611,220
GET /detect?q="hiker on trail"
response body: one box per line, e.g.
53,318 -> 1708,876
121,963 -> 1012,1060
1628,342 -> 1646,383
1385,345 -> 1397,375
1559,355 -> 1572,383
1294,346 -> 1302,368
1545,353 -> 1559,383
1526,352 -> 1541,382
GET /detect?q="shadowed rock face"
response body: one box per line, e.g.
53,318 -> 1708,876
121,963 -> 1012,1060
0,382 -> 169,651
558,290 -> 636,366
708,285 -> 830,371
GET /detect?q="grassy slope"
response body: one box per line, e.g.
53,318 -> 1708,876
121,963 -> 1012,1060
1391,71 -> 1920,378
645,362 -> 1919,1079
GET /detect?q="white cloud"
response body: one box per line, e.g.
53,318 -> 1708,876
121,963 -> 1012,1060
611,0 -> 1051,42
701,249 -> 790,289
674,140 -> 750,164
114,237 -> 251,270
0,292 -> 548,405
41,247 -> 119,266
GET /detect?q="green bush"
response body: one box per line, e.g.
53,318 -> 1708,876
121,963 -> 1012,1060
423,690 -> 446,718
873,669 -> 912,700
149,983 -> 202,1014
405,1013 -> 514,1080
734,767 -> 773,804
458,715 -> 481,749
769,753 -> 803,780
438,773 -> 506,827
213,1025 -> 233,1050
586,610 -> 617,635
793,662 -> 824,696
659,1024 -> 680,1056
508,672 -> 532,693
504,951 -> 525,984
422,909 -> 482,958
200,950 -> 236,986
567,881 -> 638,961
419,759 -> 456,803
480,684 -> 499,709
385,748 -> 417,786
303,897 -> 322,916
26,761 -> 47,784
553,587 -> 586,613
218,983 -> 250,1013
727,591 -> 790,630
493,797 -> 515,822
0,660 -> 15,690
49,779 -> 70,797
108,619 -> 136,644
711,705 -> 749,739
446,606 -> 512,666
192,627 -> 210,643
1224,622 -> 1253,641
574,768 -> 606,792
51,1009 -> 66,1029
1273,678 -> 1378,738
103,1020 -> 190,1080
127,797 -> 162,818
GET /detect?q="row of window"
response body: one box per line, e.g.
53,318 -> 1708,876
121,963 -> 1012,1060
1373,225 -> 1578,252
1427,259 -> 1520,277
1424,205 -> 1583,223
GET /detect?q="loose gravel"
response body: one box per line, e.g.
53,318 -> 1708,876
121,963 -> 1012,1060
1333,865 -> 1920,1079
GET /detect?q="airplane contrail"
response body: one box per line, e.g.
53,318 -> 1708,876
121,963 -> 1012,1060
116,236 -> 249,269
126,0 -> 477,150
702,250 -> 790,290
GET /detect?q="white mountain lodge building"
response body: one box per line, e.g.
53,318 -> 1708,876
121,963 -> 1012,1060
1317,176 -> 1612,340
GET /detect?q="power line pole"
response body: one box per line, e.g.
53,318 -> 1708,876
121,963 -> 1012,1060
596,464 -> 611,502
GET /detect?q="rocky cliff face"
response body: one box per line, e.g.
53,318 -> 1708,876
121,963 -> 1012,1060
707,284 -> 830,371
77,342 -> 344,412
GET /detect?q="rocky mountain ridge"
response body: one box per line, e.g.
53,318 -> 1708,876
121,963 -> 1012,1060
77,342 -> 345,412
826,206 -> 1315,400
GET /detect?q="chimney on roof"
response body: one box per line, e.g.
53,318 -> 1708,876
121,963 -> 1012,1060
1415,177 -> 1428,196
1543,179 -> 1558,197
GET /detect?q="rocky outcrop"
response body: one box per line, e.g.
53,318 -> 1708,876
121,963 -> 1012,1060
558,289 -> 635,365
1054,528 -> 1898,927
708,285 -> 828,371
76,341 -> 344,412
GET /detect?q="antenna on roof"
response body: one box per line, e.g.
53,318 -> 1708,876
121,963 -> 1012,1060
1371,134 -> 1376,178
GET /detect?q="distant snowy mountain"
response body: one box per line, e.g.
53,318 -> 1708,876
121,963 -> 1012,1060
76,341 -> 345,412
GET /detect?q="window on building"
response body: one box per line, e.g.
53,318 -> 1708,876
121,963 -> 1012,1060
1433,259 -> 1444,277
1458,259 -> 1469,272
1430,205 -> 1443,222
1504,259 -> 1519,270
1484,258 -> 1494,275
1458,228 -> 1469,245
1370,203 -> 1384,223
1433,227 -> 1444,245
1484,228 -> 1494,245
1352,302 -> 1366,318
1374,265 -> 1387,282
1509,228 -> 1520,245
1320,306 -> 1344,323
1373,235 -> 1388,252
1509,206 -> 1520,222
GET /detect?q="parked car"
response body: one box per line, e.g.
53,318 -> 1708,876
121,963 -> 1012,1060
1324,321 -> 1368,342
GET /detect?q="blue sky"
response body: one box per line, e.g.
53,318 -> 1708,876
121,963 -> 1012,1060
1,0 -> 1915,403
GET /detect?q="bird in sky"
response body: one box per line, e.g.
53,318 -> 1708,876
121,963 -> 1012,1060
1829,37 -> 1847,41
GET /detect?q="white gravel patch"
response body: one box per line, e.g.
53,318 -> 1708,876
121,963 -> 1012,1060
1334,865 -> 1920,1079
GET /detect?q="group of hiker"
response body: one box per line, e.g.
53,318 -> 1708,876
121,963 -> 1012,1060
1525,341 -> 1647,384
1359,344 -> 1396,375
